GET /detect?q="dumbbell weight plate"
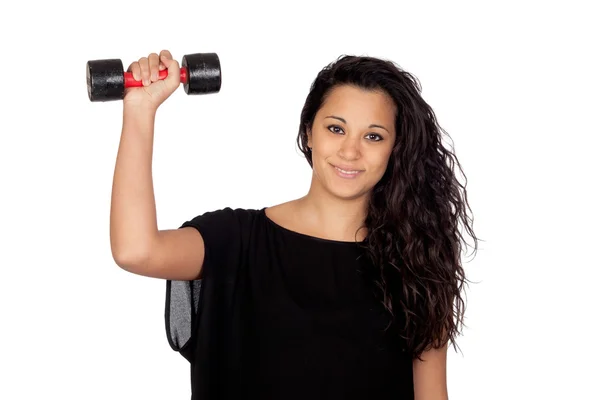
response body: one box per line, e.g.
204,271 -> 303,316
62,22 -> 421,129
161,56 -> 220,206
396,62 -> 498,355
86,59 -> 125,102
182,53 -> 221,95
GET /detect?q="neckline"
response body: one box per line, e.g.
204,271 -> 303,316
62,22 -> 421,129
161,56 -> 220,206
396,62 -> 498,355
260,207 -> 367,245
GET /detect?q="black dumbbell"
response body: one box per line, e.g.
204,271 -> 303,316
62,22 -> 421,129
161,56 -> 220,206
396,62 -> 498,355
86,53 -> 221,102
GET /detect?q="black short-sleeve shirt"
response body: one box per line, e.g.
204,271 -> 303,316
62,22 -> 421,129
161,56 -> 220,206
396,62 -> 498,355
165,207 -> 414,399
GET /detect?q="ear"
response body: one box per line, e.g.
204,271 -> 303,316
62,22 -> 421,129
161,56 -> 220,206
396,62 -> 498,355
306,125 -> 313,148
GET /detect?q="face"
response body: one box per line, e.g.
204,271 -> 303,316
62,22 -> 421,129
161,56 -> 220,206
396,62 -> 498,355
307,84 -> 397,200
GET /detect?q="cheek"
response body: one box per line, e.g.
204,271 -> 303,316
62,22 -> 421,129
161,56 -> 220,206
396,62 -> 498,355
314,140 -> 338,158
370,149 -> 393,169
380,146 -> 394,167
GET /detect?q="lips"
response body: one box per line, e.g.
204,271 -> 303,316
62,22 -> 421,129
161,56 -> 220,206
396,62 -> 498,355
335,166 -> 361,174
331,163 -> 364,174
330,163 -> 364,178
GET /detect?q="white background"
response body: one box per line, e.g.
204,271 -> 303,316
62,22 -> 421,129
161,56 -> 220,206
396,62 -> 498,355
1,1 -> 598,399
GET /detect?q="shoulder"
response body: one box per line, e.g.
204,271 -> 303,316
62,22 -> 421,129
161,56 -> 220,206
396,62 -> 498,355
182,201 -> 298,239
263,199 -> 301,226
178,207 -> 263,243
183,206 -> 262,225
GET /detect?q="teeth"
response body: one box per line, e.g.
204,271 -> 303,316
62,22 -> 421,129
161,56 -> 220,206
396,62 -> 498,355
336,167 -> 360,174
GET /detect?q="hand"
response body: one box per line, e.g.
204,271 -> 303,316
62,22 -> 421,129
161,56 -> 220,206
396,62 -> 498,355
123,50 -> 180,111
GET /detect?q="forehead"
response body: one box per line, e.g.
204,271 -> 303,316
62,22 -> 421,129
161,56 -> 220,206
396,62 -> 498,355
319,85 -> 397,122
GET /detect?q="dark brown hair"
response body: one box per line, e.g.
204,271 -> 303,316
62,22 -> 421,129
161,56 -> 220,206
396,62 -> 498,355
296,55 -> 480,360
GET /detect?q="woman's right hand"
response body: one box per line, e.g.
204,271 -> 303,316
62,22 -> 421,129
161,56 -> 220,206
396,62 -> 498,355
123,50 -> 181,111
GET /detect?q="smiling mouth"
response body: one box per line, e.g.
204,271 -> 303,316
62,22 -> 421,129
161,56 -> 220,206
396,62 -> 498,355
335,166 -> 361,174
330,163 -> 364,177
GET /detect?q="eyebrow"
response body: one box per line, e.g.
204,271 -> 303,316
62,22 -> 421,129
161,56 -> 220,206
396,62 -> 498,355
325,115 -> 390,133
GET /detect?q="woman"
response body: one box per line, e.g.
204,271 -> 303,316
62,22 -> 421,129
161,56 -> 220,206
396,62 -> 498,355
111,50 -> 478,400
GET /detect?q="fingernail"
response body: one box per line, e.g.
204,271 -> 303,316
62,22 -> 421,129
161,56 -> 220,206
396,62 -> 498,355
152,72 -> 157,81
143,79 -> 149,86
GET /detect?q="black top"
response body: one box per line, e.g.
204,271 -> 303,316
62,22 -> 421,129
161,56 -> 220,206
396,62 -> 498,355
165,207 -> 414,399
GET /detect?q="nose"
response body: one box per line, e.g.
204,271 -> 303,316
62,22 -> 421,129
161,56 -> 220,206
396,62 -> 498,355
337,136 -> 361,161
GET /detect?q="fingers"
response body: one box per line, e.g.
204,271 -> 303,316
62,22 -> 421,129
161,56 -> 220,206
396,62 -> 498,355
164,55 -> 180,88
138,56 -> 150,86
159,50 -> 179,88
148,53 -> 160,82
127,62 -> 141,82
159,49 -> 172,71
127,51 -> 175,87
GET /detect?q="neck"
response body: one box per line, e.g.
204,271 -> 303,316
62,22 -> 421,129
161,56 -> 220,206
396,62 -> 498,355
296,180 -> 371,242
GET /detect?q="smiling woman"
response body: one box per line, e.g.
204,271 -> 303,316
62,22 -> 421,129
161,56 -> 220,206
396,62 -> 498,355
290,57 -> 478,399
110,50 -> 479,400
305,85 -> 397,198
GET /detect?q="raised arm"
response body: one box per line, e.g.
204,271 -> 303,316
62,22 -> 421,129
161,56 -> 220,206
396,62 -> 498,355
109,50 -> 206,281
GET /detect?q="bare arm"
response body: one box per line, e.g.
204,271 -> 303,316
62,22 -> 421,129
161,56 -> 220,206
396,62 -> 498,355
109,108 -> 158,263
109,107 -> 206,281
413,343 -> 449,400
124,227 -> 206,281
109,50 -> 205,281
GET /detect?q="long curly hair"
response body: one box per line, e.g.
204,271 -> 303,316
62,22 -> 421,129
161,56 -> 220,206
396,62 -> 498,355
296,55 -> 480,360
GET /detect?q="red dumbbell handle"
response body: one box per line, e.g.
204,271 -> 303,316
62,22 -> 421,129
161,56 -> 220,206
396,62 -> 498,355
124,68 -> 188,87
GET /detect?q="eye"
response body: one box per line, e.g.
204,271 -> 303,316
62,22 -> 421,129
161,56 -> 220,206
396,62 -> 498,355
327,125 -> 383,142
328,125 -> 344,134
366,133 -> 383,141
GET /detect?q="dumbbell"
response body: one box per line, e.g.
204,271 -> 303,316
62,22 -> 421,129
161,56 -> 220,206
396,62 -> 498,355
86,53 -> 221,102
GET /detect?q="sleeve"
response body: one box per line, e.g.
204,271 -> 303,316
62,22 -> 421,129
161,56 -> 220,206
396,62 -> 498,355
164,207 -> 246,362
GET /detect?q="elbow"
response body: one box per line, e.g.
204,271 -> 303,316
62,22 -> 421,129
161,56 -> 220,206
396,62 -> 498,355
110,231 -> 156,273
111,245 -> 151,273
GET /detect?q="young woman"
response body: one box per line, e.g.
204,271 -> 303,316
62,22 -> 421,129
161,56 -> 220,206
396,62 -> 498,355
111,50 -> 478,400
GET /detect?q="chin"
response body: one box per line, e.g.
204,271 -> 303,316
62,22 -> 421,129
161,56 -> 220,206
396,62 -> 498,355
327,184 -> 371,201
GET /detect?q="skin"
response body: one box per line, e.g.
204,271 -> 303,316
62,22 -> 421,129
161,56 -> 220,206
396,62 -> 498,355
265,84 -> 449,399
413,344 -> 449,400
